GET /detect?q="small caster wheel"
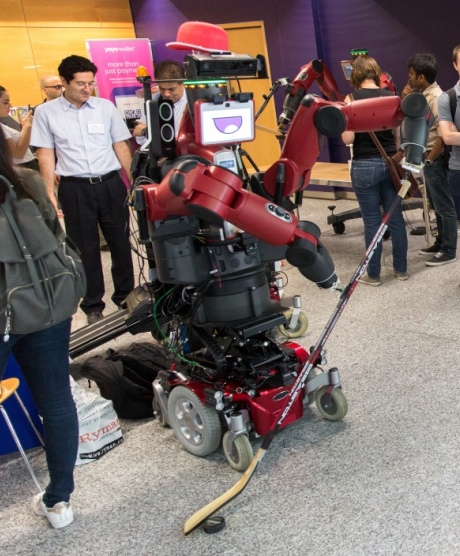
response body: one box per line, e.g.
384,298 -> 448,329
153,396 -> 168,427
332,221 -> 345,235
278,310 -> 308,338
315,386 -> 348,421
223,431 -> 253,471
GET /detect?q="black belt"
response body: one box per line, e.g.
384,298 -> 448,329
61,170 -> 119,184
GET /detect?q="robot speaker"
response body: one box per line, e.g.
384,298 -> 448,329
147,97 -> 176,158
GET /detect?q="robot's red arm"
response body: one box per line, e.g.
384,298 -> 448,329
141,159 -> 338,287
140,94 -> 429,289
278,59 -> 345,130
263,93 -> 429,198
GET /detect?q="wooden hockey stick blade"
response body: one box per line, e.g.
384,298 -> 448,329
184,446 -> 266,536
255,123 -> 283,136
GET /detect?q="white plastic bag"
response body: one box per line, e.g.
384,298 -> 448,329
70,377 -> 123,465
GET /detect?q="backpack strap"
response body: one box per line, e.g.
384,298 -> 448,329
447,88 -> 457,121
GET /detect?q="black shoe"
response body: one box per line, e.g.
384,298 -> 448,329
419,244 -> 440,255
87,311 -> 104,325
425,252 -> 456,267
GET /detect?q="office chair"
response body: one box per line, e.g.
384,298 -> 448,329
0,378 -> 45,492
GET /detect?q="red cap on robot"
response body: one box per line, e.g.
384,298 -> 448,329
166,21 -> 229,53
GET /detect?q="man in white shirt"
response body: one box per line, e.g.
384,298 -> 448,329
31,55 -> 134,325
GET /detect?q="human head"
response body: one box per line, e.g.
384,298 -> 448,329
39,75 -> 64,101
349,55 -> 381,89
452,45 -> 460,74
407,53 -> 437,90
0,86 -> 11,118
58,55 -> 98,108
155,60 -> 185,104
0,126 -> 24,203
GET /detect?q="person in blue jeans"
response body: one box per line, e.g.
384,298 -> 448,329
0,129 -> 78,529
341,55 -> 408,286
404,53 -> 457,266
439,44 -> 460,239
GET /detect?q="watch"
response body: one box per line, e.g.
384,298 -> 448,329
425,159 -> 433,166
141,127 -> 147,137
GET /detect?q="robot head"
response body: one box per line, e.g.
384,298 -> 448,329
341,49 -> 369,81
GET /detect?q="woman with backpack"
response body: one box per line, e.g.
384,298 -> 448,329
0,128 -> 78,529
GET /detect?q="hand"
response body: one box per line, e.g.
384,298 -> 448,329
20,110 -> 34,128
132,121 -> 147,137
401,83 -> 416,99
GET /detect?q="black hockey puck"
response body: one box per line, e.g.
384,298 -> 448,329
202,515 -> 226,534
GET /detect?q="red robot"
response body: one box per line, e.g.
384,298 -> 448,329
129,23 -> 429,470
134,60 -> 429,469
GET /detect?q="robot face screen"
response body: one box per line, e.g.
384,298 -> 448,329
195,99 -> 255,145
341,60 -> 354,81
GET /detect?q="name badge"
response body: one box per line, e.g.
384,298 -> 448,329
88,123 -> 104,134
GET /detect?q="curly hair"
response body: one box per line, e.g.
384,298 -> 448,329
58,55 -> 98,83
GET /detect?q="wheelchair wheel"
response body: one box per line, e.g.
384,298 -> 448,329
278,310 -> 308,338
168,386 -> 222,457
315,386 -> 348,421
222,431 -> 253,471
153,396 -> 168,428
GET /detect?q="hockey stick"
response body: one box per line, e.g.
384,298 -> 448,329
184,177 -> 412,536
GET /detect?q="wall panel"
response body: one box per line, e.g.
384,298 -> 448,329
0,0 -> 135,106
22,0 -> 134,28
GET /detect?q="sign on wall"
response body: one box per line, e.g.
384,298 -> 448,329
86,38 -> 153,123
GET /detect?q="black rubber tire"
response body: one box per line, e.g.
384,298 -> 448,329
332,222 -> 345,235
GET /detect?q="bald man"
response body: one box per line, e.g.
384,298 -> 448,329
39,75 -> 64,102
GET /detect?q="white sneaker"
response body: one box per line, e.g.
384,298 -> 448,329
32,492 -> 74,529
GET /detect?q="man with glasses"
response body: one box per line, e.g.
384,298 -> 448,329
31,55 -> 134,325
132,60 -> 187,140
39,75 -> 64,102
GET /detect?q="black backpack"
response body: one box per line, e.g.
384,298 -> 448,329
79,342 -> 171,419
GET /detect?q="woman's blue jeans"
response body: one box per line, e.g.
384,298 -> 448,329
0,318 -> 78,506
351,158 -> 408,279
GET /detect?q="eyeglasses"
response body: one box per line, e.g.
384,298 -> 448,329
74,81 -> 96,88
44,85 -> 63,90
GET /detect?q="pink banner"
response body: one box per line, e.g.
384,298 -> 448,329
86,38 -> 153,121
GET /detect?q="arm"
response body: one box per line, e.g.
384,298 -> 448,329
113,140 -> 133,180
35,147 -> 59,212
438,119 -> 460,146
5,111 -> 34,158
427,135 -> 444,161
341,95 -> 355,145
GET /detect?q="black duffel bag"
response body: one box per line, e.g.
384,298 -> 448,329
80,342 -> 170,419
